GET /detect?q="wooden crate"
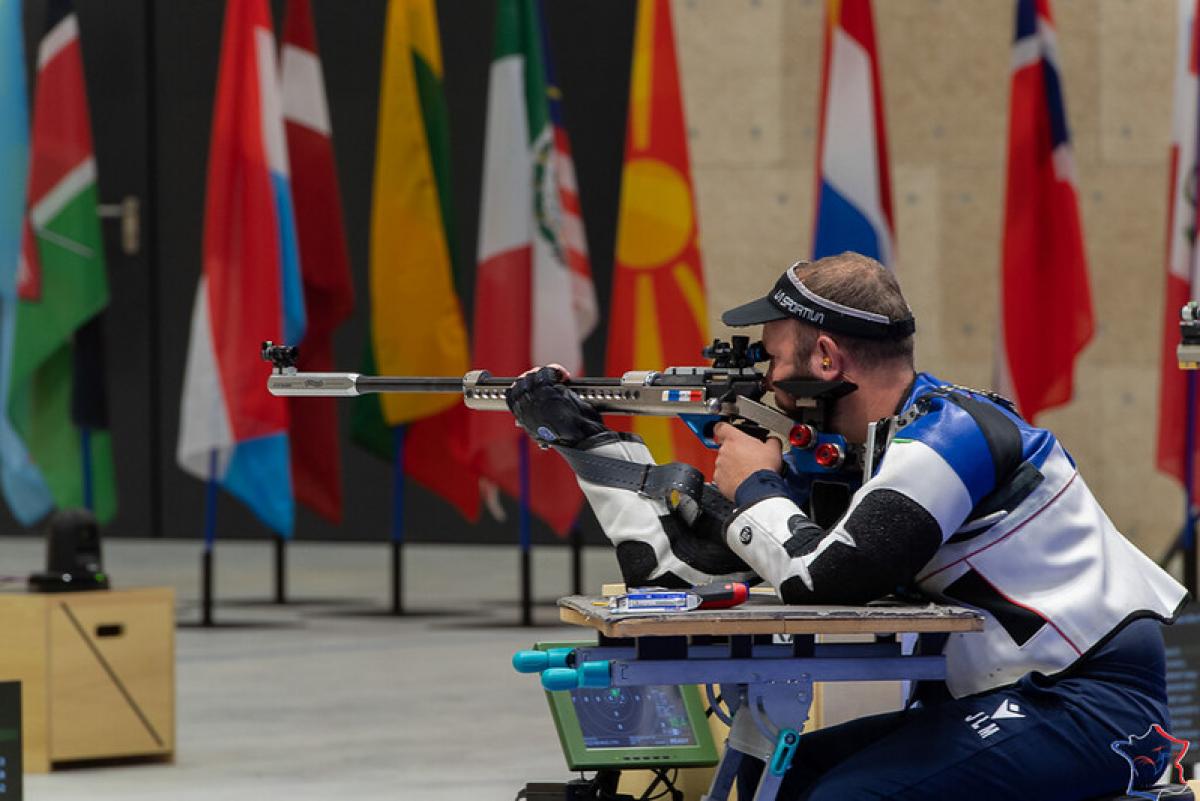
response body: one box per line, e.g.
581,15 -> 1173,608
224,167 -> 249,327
0,587 -> 175,771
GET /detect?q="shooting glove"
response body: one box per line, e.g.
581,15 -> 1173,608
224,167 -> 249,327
505,366 -> 608,448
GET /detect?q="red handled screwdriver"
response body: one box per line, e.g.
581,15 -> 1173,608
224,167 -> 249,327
691,580 -> 750,609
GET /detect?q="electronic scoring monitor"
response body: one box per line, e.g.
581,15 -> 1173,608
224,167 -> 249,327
536,642 -> 719,772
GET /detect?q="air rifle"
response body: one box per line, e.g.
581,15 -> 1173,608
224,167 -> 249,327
262,336 -> 861,476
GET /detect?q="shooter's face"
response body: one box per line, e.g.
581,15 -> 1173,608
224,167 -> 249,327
761,320 -> 812,415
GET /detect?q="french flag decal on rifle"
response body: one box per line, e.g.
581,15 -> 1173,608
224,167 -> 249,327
662,390 -> 703,403
812,0 -> 894,267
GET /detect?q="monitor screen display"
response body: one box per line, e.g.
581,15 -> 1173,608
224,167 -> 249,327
569,685 -> 697,749
538,641 -> 718,770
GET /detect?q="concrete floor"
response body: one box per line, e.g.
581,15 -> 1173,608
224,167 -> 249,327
12,536 -> 615,801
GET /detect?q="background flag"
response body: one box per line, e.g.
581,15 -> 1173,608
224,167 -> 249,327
349,0 -> 479,521
812,0 -> 894,265
281,0 -> 354,524
11,0 -> 116,523
1158,0 -> 1200,496
606,0 -> 712,470
536,0 -> 599,355
469,0 -> 594,535
0,0 -> 54,526
177,0 -> 305,536
995,0 -> 1093,422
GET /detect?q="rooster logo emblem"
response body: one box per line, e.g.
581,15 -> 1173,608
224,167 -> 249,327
1110,725 -> 1190,800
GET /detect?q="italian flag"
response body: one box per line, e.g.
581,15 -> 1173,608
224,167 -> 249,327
468,0 -> 589,535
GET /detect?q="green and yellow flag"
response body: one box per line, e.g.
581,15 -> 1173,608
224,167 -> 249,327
352,0 -> 478,519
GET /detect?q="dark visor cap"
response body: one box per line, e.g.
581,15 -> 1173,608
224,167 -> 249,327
721,294 -> 788,327
721,270 -> 915,341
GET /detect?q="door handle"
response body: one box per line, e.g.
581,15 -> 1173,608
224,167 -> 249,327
96,195 -> 140,256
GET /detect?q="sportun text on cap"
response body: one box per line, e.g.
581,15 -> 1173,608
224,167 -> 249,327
721,262 -> 915,341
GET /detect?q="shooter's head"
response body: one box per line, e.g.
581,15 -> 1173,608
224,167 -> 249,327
722,253 -> 916,438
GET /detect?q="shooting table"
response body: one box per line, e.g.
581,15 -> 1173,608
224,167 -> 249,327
553,595 -> 984,801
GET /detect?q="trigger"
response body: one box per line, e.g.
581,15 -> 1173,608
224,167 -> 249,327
734,420 -> 771,442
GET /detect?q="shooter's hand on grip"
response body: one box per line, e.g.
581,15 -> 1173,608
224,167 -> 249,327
713,421 -> 783,501
505,366 -> 608,448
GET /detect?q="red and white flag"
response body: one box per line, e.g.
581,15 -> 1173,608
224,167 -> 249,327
995,0 -> 1093,423
1157,0 -> 1200,495
176,0 -> 305,536
812,0 -> 895,266
281,0 -> 354,524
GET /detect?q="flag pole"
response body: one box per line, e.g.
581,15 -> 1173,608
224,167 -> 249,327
273,533 -> 286,604
80,426 -> 93,512
519,436 -> 532,626
202,448 -> 218,626
570,517 -> 583,595
1184,372 -> 1198,595
391,424 -> 405,615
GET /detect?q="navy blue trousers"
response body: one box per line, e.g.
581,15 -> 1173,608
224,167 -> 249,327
737,671 -> 1174,801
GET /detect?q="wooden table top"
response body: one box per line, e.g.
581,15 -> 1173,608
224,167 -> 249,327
558,595 -> 985,638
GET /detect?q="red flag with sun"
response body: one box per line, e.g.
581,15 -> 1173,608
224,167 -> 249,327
606,0 -> 713,471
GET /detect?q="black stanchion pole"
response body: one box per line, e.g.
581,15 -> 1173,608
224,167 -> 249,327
571,523 -> 583,595
1185,373 -> 1198,596
521,547 -> 533,627
274,534 -> 286,604
202,451 -> 218,626
202,548 -> 214,627
1187,516 -> 1198,597
391,427 -> 406,616
391,539 -> 403,615
519,438 -> 533,626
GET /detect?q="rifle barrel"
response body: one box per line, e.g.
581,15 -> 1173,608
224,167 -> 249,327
267,372 -> 478,397
267,369 -> 758,416
357,376 -> 472,393
268,372 -> 644,399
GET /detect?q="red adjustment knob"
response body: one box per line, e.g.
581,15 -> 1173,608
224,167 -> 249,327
788,424 -> 816,450
813,442 -> 844,469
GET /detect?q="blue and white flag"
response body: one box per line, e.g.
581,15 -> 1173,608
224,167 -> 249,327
176,0 -> 305,536
0,0 -> 55,526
